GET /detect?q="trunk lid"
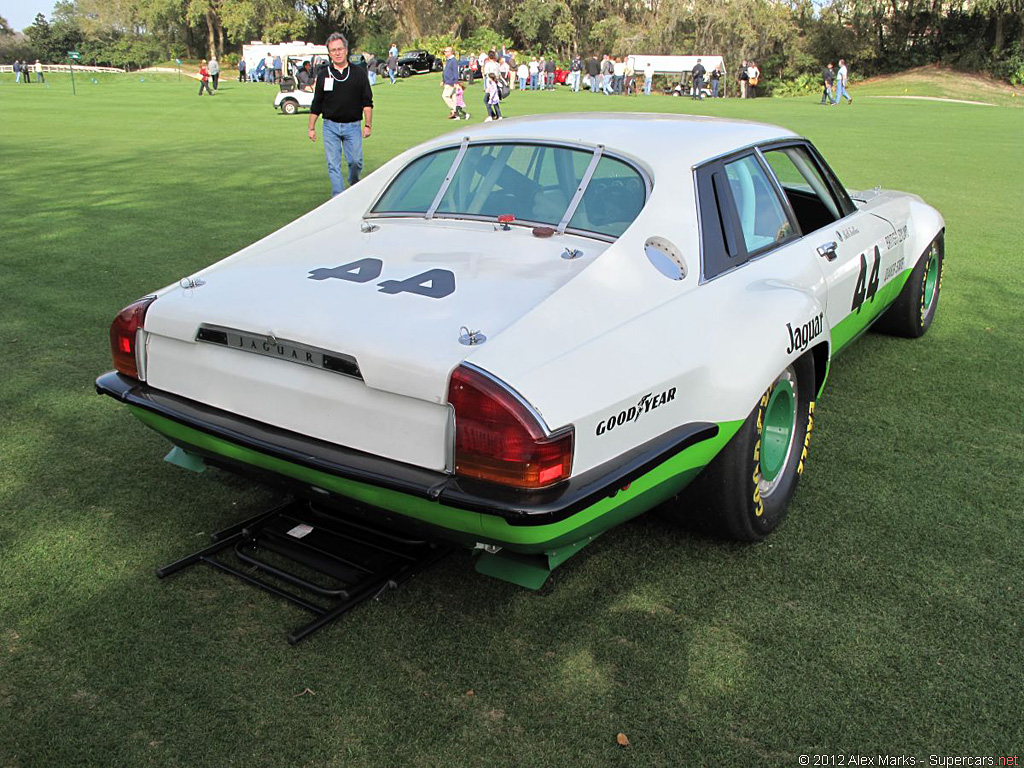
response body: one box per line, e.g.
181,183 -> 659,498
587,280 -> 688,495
144,218 -> 604,404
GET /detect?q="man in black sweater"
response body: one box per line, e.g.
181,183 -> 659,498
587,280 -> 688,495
585,55 -> 600,94
821,62 -> 835,105
307,33 -> 374,197
691,58 -> 705,99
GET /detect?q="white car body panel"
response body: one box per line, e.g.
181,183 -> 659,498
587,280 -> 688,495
128,114 -> 943,493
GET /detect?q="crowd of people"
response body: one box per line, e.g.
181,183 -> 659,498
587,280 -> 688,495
10,60 -> 45,83
435,48 -> 742,116
227,38 -> 855,196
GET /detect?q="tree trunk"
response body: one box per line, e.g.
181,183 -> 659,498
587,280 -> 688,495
205,10 -> 216,60
993,12 -> 1004,54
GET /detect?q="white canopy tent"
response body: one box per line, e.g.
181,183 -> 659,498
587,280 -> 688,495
627,54 -> 728,96
241,41 -> 328,79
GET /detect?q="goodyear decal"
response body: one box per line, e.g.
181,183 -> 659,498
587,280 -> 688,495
751,385 -> 772,518
596,387 -> 676,436
797,401 -> 815,475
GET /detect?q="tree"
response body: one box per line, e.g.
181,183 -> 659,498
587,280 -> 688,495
510,0 -> 577,57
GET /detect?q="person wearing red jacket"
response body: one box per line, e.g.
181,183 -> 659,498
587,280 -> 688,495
198,60 -> 213,95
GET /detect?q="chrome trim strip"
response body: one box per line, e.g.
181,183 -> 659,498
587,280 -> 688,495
425,136 -> 470,220
195,324 -> 362,381
444,404 -> 456,474
692,136 -> 800,172
753,145 -> 801,239
459,361 -> 554,435
557,144 -> 604,235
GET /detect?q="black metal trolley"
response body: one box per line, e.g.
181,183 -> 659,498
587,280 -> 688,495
157,499 -> 451,644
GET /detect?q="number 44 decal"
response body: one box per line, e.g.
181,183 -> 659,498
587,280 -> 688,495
851,246 -> 881,313
308,258 -> 456,299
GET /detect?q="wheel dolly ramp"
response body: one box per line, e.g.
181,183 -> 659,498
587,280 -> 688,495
157,499 -> 452,644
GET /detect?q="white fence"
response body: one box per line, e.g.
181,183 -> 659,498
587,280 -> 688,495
0,64 -> 126,74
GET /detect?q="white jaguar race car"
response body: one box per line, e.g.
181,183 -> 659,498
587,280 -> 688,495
97,114 -> 944,589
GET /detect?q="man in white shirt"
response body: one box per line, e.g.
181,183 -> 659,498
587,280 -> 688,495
746,61 -> 760,98
834,59 -> 853,105
644,61 -> 654,95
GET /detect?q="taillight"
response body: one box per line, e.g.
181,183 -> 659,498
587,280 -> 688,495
109,296 -> 156,379
448,365 -> 573,489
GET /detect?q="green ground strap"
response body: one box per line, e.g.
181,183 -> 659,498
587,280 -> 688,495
164,446 -> 206,473
475,533 -> 601,590
129,405 -> 741,552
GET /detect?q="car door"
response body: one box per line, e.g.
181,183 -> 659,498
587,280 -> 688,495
758,142 -> 898,351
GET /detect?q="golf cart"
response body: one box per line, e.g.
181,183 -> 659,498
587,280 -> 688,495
274,53 -> 327,114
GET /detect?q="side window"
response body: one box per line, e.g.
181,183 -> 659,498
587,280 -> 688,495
723,155 -> 792,253
696,151 -> 797,281
762,146 -> 842,234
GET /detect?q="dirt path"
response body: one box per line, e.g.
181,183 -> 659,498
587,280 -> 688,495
870,95 -> 998,106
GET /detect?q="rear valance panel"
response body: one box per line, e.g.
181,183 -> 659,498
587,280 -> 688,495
144,334 -> 452,471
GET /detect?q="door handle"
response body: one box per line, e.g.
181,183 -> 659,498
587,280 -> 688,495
817,241 -> 838,261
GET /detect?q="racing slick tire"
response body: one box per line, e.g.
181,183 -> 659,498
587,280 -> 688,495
873,233 -> 944,338
280,98 -> 299,115
664,355 -> 815,541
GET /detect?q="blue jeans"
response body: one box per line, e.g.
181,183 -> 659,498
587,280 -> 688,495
644,77 -> 652,94
569,71 -> 580,91
323,120 -> 363,197
519,76 -> 527,91
388,67 -> 396,84
834,81 -> 851,103
529,72 -> 538,90
368,69 -> 376,86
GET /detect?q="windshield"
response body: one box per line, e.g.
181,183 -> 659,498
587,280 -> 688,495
371,142 -> 647,238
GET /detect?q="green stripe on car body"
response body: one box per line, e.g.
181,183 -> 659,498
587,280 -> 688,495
129,406 -> 742,554
832,268 -> 912,352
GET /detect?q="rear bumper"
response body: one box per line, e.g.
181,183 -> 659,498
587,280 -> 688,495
97,371 -> 726,550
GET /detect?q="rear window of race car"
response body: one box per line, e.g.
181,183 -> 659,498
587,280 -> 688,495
371,142 -> 647,238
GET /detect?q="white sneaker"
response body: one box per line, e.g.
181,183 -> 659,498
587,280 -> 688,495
484,116 -> 492,122
464,113 -> 470,119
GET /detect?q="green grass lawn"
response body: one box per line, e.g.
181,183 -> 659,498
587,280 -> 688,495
1,72 -> 1022,767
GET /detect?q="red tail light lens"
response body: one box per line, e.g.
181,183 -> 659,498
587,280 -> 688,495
109,296 -> 156,379
448,365 -> 573,489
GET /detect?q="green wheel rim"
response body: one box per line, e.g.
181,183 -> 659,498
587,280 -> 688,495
761,379 -> 795,483
923,245 -> 939,311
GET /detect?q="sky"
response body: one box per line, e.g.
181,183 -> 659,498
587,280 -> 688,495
1,0 -> 52,32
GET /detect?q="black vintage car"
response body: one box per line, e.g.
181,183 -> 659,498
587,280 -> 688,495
395,49 -> 440,77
